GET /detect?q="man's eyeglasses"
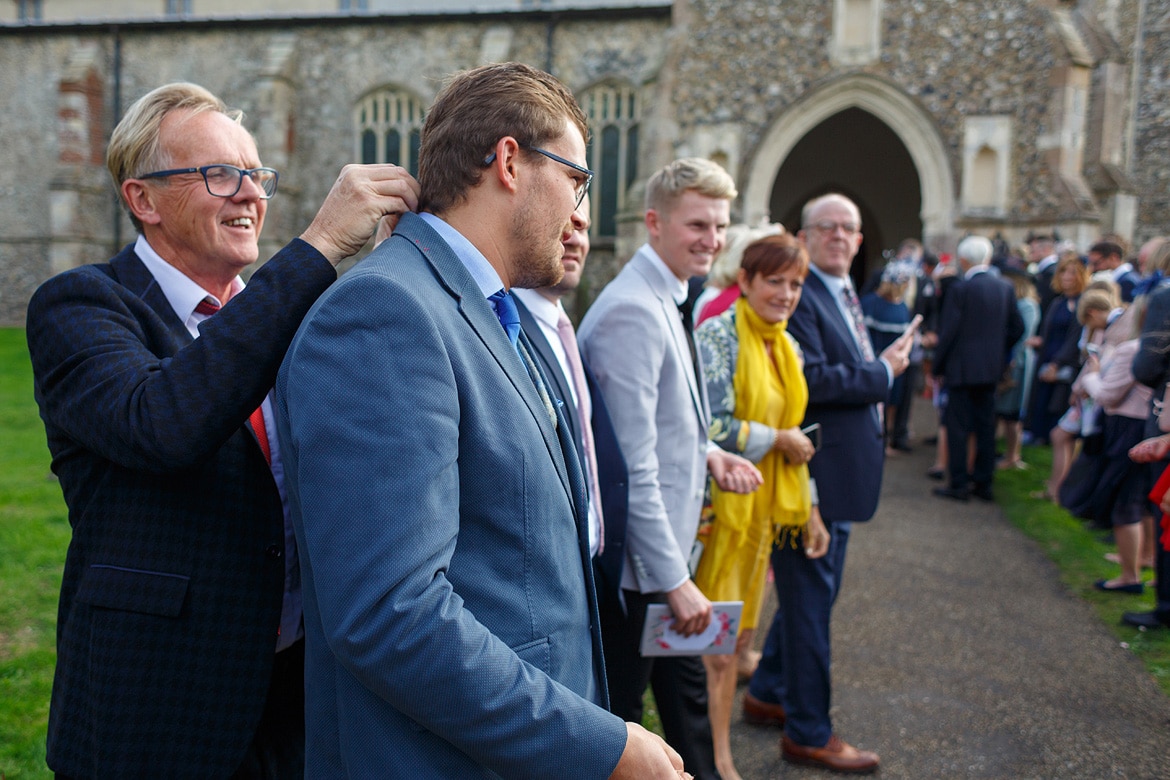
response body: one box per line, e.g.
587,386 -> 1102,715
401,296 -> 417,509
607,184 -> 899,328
137,164 -> 280,200
484,146 -> 593,208
807,220 -> 860,236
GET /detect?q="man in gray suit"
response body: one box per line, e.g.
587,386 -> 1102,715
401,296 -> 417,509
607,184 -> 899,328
579,157 -> 762,780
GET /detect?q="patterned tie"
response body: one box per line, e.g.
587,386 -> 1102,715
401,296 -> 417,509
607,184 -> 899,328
488,289 -> 522,347
194,296 -> 272,465
840,285 -> 876,362
557,309 -> 604,554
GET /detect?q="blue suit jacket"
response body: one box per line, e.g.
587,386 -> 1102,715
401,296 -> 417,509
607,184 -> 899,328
786,271 -> 889,523
275,212 -> 626,779
26,239 -> 335,777
513,296 -> 628,610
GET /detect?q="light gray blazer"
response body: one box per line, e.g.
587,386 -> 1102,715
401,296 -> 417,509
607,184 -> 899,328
579,244 -> 711,594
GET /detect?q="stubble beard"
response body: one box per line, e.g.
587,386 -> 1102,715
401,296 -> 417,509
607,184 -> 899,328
508,192 -> 567,290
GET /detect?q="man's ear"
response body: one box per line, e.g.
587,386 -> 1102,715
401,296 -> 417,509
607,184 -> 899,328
121,179 -> 163,226
486,136 -> 523,196
645,208 -> 661,240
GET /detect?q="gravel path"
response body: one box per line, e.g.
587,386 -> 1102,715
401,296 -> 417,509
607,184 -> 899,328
727,413 -> 1170,779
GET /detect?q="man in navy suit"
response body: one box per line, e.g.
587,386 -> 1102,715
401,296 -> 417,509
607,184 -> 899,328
513,196 -> 627,617
932,235 -> 1025,501
25,82 -> 419,777
744,193 -> 914,774
275,63 -> 684,779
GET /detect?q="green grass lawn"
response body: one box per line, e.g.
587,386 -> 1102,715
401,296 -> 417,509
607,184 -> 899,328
1,324 -> 1168,775
996,444 -> 1170,695
0,328 -> 67,779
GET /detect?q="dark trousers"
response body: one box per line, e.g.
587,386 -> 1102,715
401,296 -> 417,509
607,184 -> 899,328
944,383 -> 998,490
748,521 -> 852,748
891,362 -> 921,446
601,588 -> 721,780
230,639 -> 306,780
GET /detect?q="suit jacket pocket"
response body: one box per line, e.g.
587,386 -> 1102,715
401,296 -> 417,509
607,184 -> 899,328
512,636 -> 551,675
76,564 -> 190,618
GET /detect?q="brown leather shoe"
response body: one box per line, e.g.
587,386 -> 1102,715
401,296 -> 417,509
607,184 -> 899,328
742,692 -> 786,727
781,734 -> 880,774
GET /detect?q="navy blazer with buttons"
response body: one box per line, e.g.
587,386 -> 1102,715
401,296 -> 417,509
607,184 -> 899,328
786,270 -> 890,524
26,239 -> 336,777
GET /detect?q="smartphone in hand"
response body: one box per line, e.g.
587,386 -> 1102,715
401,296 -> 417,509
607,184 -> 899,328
801,422 -> 822,451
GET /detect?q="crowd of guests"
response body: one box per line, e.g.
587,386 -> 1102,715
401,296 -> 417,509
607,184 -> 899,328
852,228 -> 1170,606
23,59 -> 1170,780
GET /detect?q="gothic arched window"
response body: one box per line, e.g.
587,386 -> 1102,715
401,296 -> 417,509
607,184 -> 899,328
354,88 -> 426,175
580,82 -> 641,239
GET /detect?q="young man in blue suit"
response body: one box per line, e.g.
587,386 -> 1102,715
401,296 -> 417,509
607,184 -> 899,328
275,63 -> 686,779
744,193 -> 914,774
26,82 -> 419,777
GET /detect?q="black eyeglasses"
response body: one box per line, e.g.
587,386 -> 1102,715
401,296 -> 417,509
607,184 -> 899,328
483,146 -> 593,208
137,164 -> 280,200
806,220 -> 860,236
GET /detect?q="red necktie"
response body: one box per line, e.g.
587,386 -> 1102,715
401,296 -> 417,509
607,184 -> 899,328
195,296 -> 271,465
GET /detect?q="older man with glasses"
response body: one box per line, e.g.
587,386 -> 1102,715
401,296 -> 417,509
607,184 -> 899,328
25,81 -> 419,778
741,193 -> 915,774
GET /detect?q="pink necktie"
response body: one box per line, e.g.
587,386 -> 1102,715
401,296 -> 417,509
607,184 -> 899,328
557,309 -> 604,554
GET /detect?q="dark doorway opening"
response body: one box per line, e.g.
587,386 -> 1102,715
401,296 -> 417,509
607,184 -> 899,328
769,107 -> 923,288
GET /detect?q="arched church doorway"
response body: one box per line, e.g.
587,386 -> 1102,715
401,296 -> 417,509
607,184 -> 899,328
769,107 -> 921,288
741,74 -> 955,287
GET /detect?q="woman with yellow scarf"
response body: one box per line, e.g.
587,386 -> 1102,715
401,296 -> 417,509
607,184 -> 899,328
694,233 -> 830,780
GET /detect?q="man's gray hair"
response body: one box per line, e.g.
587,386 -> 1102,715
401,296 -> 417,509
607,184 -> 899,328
957,235 -> 994,266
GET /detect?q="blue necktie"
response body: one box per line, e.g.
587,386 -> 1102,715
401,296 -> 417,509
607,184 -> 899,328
489,289 -> 521,347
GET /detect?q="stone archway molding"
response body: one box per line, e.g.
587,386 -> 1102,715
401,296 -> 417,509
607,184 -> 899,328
743,73 -> 954,246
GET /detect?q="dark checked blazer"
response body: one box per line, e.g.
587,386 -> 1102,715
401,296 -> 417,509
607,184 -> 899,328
25,239 -> 336,778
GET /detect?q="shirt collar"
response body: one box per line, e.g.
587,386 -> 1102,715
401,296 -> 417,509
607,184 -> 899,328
965,264 -> 991,279
512,288 -> 562,329
641,243 -> 690,305
419,212 -> 504,298
134,234 -> 244,337
808,261 -> 850,296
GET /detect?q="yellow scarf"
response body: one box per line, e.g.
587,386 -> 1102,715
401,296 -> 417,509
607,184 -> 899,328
710,297 -> 811,545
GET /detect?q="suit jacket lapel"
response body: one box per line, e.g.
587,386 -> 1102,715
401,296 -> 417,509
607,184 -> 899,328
110,247 -> 274,456
807,272 -> 864,363
394,214 -> 576,508
629,250 -> 709,428
513,297 -> 583,451
110,247 -> 193,350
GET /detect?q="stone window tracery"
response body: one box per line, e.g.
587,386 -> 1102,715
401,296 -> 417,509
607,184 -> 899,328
580,82 -> 641,239
354,88 -> 425,175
